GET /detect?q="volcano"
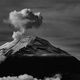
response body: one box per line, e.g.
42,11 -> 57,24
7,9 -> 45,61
0,8 -> 80,79
0,36 -> 80,79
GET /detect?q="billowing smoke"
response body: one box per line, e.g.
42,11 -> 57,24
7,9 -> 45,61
0,8 -> 43,62
0,74 -> 62,80
1,8 -> 43,50
8,8 -> 43,40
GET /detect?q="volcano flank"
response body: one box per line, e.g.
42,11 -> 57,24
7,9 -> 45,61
0,36 -> 80,79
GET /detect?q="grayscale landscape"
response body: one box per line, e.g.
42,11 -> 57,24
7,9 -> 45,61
0,0 -> 80,80
0,0 -> 80,59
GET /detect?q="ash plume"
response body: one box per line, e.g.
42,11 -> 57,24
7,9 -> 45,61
0,8 -> 43,50
8,8 -> 43,40
0,8 -> 43,62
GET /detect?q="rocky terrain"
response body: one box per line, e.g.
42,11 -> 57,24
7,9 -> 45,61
0,36 -> 80,80
5,36 -> 70,57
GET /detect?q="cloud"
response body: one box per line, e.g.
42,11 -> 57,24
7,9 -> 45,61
8,8 -> 43,40
0,74 -> 62,80
0,8 -> 43,60
0,53 -> 6,63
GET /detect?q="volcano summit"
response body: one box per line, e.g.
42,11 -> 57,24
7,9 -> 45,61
0,8 -> 80,80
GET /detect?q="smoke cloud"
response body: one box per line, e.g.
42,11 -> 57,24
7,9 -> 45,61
9,8 -> 43,40
0,8 -> 43,51
0,8 -> 43,62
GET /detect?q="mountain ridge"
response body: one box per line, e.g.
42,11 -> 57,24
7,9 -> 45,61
0,36 -> 80,79
3,36 -> 71,57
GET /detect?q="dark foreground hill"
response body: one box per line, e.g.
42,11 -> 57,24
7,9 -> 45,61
0,37 -> 80,79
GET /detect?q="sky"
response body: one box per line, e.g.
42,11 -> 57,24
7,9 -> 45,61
0,0 -> 80,59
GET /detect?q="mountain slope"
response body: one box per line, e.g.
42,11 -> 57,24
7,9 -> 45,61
5,36 -> 70,57
0,36 -> 80,79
